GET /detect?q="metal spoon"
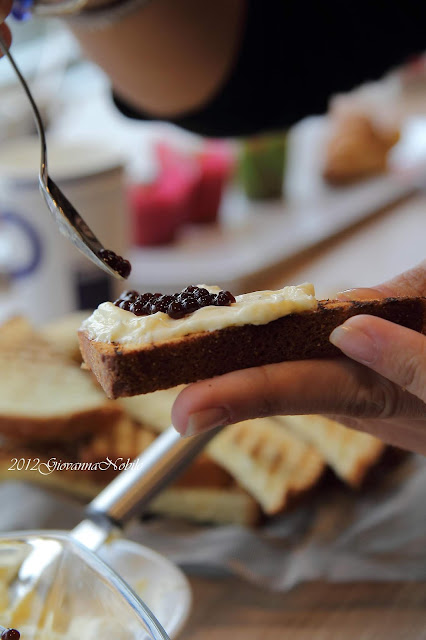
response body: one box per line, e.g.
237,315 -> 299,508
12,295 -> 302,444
9,424 -> 223,610
0,34 -> 130,280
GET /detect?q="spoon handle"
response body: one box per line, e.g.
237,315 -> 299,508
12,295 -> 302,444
84,425 -> 223,527
0,33 -> 48,181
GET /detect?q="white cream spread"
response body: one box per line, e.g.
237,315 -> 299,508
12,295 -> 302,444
81,283 -> 317,346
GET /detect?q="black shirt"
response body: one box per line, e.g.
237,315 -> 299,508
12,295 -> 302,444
114,1 -> 426,137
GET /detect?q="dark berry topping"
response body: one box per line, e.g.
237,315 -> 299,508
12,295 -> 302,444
99,249 -> 131,279
197,293 -> 215,307
1,630 -> 20,640
155,295 -> 174,313
132,299 -> 147,315
117,299 -> 133,311
181,296 -> 199,313
216,290 -> 236,305
176,291 -> 191,302
193,287 -> 209,299
121,290 -> 139,300
114,285 -> 235,319
167,301 -> 186,319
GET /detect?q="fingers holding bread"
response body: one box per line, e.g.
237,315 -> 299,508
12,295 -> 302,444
172,357 -> 426,438
337,259 -> 426,301
330,315 -> 426,404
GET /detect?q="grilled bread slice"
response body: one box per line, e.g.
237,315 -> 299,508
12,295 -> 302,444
119,386 -> 184,433
150,486 -> 261,525
207,418 -> 325,514
78,414 -> 232,488
79,297 -> 426,398
41,311 -> 91,363
0,317 -> 36,349
0,317 -> 122,443
274,415 -> 386,487
0,417 -> 258,525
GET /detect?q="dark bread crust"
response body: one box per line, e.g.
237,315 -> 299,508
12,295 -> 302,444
78,297 -> 426,399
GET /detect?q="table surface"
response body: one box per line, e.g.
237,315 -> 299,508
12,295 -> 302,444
180,190 -> 426,639
185,576 -> 426,639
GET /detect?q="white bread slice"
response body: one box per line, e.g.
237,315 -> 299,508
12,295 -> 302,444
78,414 -> 232,489
0,317 -> 35,348
78,416 -> 233,488
274,415 -> 385,487
78,414 -> 156,463
0,459 -> 260,525
117,399 -> 331,514
41,311 -> 91,363
0,429 -> 259,526
120,387 -> 385,491
118,386 -> 184,433
150,486 -> 260,525
0,317 -> 122,442
207,418 -> 325,514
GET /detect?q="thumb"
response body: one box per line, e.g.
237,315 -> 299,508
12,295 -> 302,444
330,314 -> 426,403
337,259 -> 426,301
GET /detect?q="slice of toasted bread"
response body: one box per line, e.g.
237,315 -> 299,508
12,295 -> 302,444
149,486 -> 261,525
0,458 -> 260,525
78,415 -> 156,465
274,415 -> 386,487
79,297 -> 426,398
206,418 -> 325,514
0,317 -> 36,348
119,386 -> 184,433
41,311 -> 91,363
0,432 -> 257,525
0,318 -> 122,443
78,415 -> 232,488
0,437 -> 97,498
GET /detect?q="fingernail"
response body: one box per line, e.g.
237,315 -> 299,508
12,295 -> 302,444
183,407 -> 229,438
330,325 -> 378,365
336,287 -> 380,301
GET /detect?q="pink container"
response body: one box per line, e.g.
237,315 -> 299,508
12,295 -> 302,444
128,167 -> 195,246
189,142 -> 235,224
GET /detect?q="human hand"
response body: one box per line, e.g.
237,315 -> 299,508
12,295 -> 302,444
171,260 -> 426,454
0,0 -> 12,51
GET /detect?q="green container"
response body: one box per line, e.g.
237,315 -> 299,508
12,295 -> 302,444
238,131 -> 287,200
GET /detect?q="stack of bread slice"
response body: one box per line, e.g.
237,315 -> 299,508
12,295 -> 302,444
0,314 -> 387,526
0,317 -> 122,443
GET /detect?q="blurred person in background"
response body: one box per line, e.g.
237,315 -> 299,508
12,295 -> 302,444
2,1 -> 426,137
0,0 -> 424,453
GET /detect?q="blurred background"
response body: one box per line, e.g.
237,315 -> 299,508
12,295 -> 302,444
0,14 -> 426,638
0,15 -> 425,325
